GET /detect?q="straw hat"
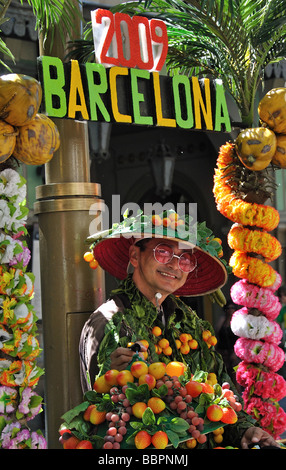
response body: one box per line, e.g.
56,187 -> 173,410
86,209 -> 229,297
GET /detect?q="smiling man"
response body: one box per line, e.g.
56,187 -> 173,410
79,209 -> 279,449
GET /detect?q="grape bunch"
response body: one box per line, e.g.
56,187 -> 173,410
102,385 -> 131,449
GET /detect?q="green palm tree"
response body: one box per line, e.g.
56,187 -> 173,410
0,0 -> 82,69
68,0 -> 286,128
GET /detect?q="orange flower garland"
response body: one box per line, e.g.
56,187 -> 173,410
213,143 -> 280,232
228,224 -> 282,263
229,251 -> 277,288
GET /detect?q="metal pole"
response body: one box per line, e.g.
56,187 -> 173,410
35,3 -> 105,449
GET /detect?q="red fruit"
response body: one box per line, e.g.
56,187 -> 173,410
63,435 -> 81,449
206,404 -> 223,422
221,407 -> 238,424
185,381 -> 203,397
76,440 -> 93,449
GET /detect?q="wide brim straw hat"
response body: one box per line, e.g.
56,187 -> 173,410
86,209 -> 229,297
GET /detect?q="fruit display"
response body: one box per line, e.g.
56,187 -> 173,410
213,87 -> 286,439
0,73 -> 59,166
0,168 -> 46,449
59,357 -> 241,450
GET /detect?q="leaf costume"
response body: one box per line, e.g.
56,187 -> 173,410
79,275 -> 256,448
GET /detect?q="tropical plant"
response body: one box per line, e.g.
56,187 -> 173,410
0,0 -> 82,69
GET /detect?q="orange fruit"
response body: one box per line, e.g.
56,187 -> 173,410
151,431 -> 168,449
89,259 -> 99,269
163,346 -> 172,356
116,370 -> 134,386
162,217 -> 171,227
139,339 -> 149,349
152,326 -> 162,337
186,438 -> 197,449
206,404 -> 223,422
179,333 -> 189,343
208,335 -> 217,346
130,361 -> 149,378
135,430 -> 152,449
138,373 -> 156,390
155,344 -> 162,354
83,251 -> 94,262
180,343 -> 190,354
188,339 -> 198,349
148,362 -> 166,379
221,407 -> 237,424
158,338 -> 169,349
93,374 -> 111,393
152,215 -> 162,226
202,330 -> 212,341
147,397 -> 166,414
201,382 -> 214,394
175,339 -> 182,349
168,212 -> 179,222
165,361 -> 186,377
132,402 -> 147,418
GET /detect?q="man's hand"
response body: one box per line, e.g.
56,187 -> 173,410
110,342 -> 147,371
241,427 -> 280,448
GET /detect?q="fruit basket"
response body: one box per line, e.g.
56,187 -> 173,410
59,356 -> 241,449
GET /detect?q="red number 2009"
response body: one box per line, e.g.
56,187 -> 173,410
91,9 -> 168,72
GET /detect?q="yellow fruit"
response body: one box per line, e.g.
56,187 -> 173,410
130,361 -> 149,378
271,134 -> 286,168
213,433 -> 223,444
0,74 -> 42,126
93,375 -> 111,393
186,438 -> 197,448
258,87 -> 286,134
158,338 -> 169,349
13,113 -> 60,165
148,362 -> 166,379
163,346 -> 172,356
235,127 -> 276,171
152,326 -> 162,337
147,397 -> 166,414
132,402 -> 147,418
0,120 -> 17,162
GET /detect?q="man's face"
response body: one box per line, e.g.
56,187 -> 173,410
130,238 -> 190,300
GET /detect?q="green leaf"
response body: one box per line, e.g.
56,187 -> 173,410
125,383 -> 150,405
142,407 -> 156,426
61,401 -> 89,424
166,429 -> 180,448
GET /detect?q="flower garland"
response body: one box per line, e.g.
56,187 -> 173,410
0,168 -> 46,449
213,141 -> 286,439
